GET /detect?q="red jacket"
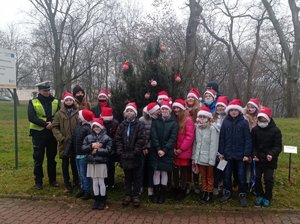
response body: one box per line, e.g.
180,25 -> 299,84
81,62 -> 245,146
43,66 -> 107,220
174,116 -> 195,166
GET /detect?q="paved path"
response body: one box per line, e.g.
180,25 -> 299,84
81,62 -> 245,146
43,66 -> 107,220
0,198 -> 300,224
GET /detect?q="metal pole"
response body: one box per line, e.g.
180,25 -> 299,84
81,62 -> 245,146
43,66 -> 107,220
288,153 -> 291,183
13,88 -> 18,169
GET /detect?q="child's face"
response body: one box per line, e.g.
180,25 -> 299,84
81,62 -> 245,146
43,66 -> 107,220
204,93 -> 214,101
172,106 -> 182,116
258,117 -> 268,122
186,96 -> 195,106
216,105 -> 226,114
92,125 -> 101,133
64,98 -> 74,106
161,108 -> 170,118
125,108 -> 136,120
157,98 -> 163,105
229,109 -> 240,118
247,104 -> 257,114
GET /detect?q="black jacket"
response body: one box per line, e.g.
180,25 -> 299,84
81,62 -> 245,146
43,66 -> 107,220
252,119 -> 282,169
72,123 -> 92,156
82,129 -> 112,164
115,119 -> 145,169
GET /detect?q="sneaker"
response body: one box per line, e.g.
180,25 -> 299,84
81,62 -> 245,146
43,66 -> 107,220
255,196 -> 264,207
239,193 -> 248,207
122,196 -> 131,206
220,191 -> 231,203
262,198 -> 270,208
81,192 -> 91,200
64,185 -> 72,193
50,182 -> 59,187
213,188 -> 219,196
132,196 -> 140,208
35,183 -> 43,190
194,185 -> 201,194
75,190 -> 84,198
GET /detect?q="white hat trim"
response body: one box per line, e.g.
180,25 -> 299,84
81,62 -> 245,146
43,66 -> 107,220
148,104 -> 160,114
157,95 -> 168,100
225,105 -> 243,114
247,101 -> 259,110
124,105 -> 137,114
216,102 -> 227,108
197,110 -> 212,118
160,105 -> 172,111
98,93 -> 108,99
101,115 -> 113,121
92,122 -> 105,129
78,110 -> 86,122
257,113 -> 270,122
187,93 -> 199,99
172,102 -> 186,110
64,96 -> 74,101
204,90 -> 216,99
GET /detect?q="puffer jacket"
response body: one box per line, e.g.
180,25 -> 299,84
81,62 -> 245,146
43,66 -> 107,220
174,115 -> 195,166
218,113 -> 252,160
252,119 -> 282,169
52,104 -> 79,158
139,113 -> 152,149
149,115 -> 178,172
82,129 -> 112,164
192,124 -> 219,166
72,123 -> 92,156
115,119 -> 145,169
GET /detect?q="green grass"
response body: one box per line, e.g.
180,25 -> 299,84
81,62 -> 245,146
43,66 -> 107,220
0,101 -> 299,209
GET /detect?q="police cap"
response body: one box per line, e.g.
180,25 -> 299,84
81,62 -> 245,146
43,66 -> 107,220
36,81 -> 51,90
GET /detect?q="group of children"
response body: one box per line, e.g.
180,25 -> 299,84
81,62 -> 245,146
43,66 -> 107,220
51,82 -> 282,210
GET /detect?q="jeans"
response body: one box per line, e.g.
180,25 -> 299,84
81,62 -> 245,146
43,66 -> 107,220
62,156 -> 78,187
173,166 -> 189,189
123,166 -> 143,197
76,157 -> 91,193
223,159 -> 247,194
256,166 -> 274,200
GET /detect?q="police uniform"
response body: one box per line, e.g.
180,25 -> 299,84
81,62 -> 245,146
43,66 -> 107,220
27,81 -> 60,189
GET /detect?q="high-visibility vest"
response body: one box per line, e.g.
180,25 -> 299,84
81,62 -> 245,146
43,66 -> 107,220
29,98 -> 59,131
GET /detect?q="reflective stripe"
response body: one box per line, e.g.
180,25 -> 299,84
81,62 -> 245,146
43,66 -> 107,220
29,98 -> 58,131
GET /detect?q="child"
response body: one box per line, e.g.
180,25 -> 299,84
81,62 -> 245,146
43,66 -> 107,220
252,107 -> 282,208
218,99 -> 252,207
156,90 -> 169,105
172,99 -> 195,200
192,106 -> 219,202
73,109 -> 94,200
149,99 -> 178,203
52,92 -> 79,193
243,98 -> 260,130
82,118 -> 112,210
115,102 -> 145,207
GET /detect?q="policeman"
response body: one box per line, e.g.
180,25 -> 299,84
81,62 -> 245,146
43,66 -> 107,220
28,81 -> 60,190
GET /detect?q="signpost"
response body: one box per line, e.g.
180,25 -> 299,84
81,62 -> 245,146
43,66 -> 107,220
283,145 -> 298,183
0,48 -> 18,169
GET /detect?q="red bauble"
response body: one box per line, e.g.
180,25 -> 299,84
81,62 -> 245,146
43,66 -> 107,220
149,79 -> 157,87
160,43 -> 167,52
144,92 -> 150,99
122,61 -> 129,71
174,73 -> 181,82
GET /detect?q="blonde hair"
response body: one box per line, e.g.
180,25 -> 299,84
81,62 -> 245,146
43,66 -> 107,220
177,109 -> 191,132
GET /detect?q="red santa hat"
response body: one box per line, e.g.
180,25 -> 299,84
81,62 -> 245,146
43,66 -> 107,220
172,99 -> 186,110
92,118 -> 105,129
62,92 -> 75,102
204,89 -> 217,99
187,88 -> 201,100
225,99 -> 243,114
216,96 -> 229,108
98,89 -> 110,99
147,102 -> 160,115
100,107 -> 113,121
257,106 -> 272,122
247,98 -> 260,110
124,102 -> 137,115
197,106 -> 213,118
157,90 -> 169,101
160,98 -> 172,111
78,109 -> 94,123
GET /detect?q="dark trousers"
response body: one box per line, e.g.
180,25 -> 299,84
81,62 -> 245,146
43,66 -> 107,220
105,153 -> 119,188
223,159 -> 247,194
62,156 -> 79,187
32,133 -> 57,185
256,166 -> 274,200
142,156 -> 153,188
123,167 -> 143,197
214,160 -> 223,188
173,166 -> 189,189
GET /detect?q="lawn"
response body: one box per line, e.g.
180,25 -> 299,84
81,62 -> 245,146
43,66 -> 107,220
0,101 -> 299,209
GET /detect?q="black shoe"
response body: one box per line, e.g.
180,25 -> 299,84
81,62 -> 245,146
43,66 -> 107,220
204,192 -> 213,203
97,196 -> 106,210
220,191 -> 231,203
35,183 -> 43,190
201,191 -> 207,201
239,193 -> 248,207
75,190 -> 84,198
122,196 -> 131,206
81,192 -> 91,200
132,196 -> 140,208
92,196 -> 100,209
176,189 -> 186,201
158,185 -> 167,204
50,182 -> 59,187
152,185 -> 159,203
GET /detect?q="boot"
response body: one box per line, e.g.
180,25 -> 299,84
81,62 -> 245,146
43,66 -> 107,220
176,188 -> 186,201
92,196 -> 100,209
220,190 -> 231,203
132,196 -> 140,208
201,191 -> 207,201
204,192 -> 213,203
122,196 -> 131,206
158,185 -> 167,204
152,185 -> 160,203
239,193 -> 248,207
98,196 -> 106,210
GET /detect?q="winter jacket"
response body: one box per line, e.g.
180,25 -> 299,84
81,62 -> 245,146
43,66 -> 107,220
115,119 -> 145,169
82,129 -> 112,164
174,116 -> 195,166
149,115 -> 178,172
104,119 -> 119,157
52,105 -> 79,158
251,119 -> 282,169
139,114 -> 152,149
218,113 -> 252,160
192,124 -> 219,166
72,123 -> 92,156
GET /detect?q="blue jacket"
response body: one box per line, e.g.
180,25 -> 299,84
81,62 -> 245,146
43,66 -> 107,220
218,113 -> 252,160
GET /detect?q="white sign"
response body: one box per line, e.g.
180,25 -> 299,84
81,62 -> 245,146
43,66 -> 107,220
284,145 -> 298,154
0,48 -> 16,88
217,159 -> 228,171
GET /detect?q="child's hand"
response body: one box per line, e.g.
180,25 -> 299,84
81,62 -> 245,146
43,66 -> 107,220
242,156 -> 249,162
218,154 -> 224,160
143,149 -> 149,156
192,160 -> 195,165
253,156 -> 259,161
158,150 -> 165,157
92,148 -> 97,155
267,155 -> 273,161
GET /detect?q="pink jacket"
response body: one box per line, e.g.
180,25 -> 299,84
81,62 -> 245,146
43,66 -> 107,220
175,116 -> 195,166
